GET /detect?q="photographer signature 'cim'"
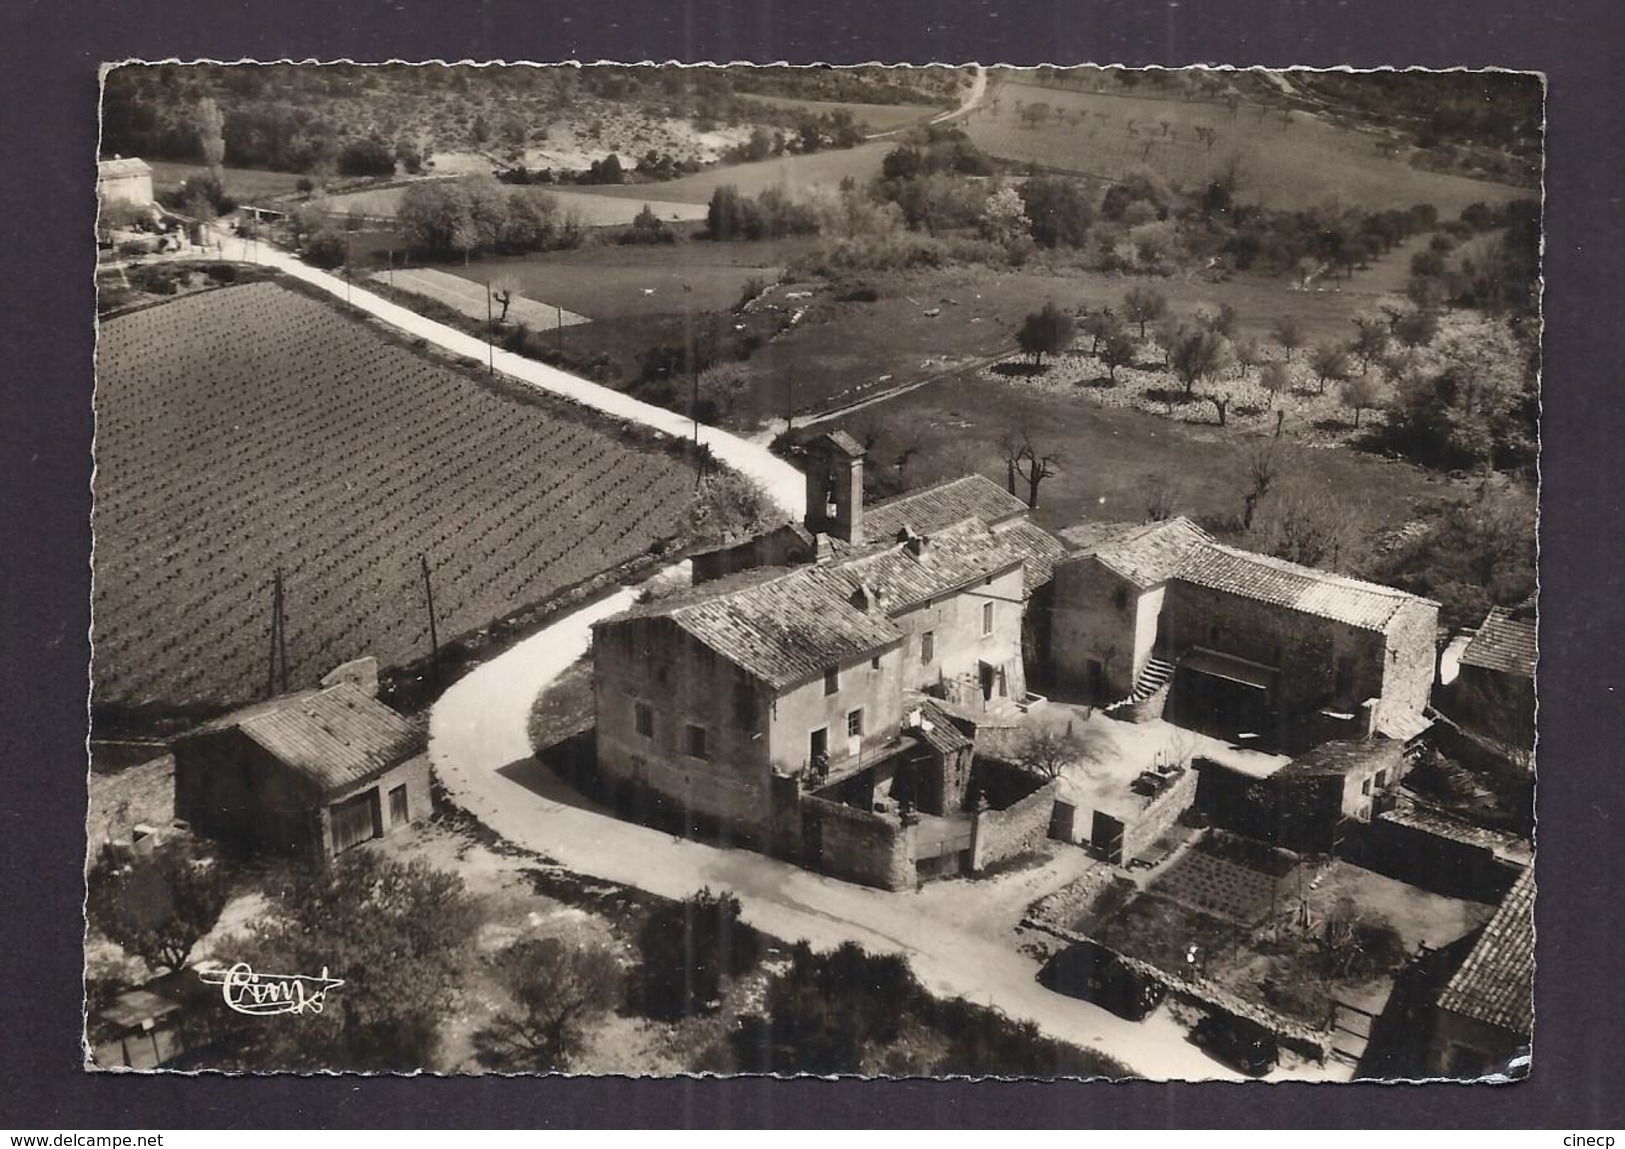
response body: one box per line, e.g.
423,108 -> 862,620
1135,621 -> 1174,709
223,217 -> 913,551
197,962 -> 344,1017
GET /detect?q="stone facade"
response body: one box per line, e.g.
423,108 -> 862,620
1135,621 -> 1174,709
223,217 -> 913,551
893,563 -> 1027,704
593,614 -> 905,837
971,777 -> 1061,869
799,792 -> 917,890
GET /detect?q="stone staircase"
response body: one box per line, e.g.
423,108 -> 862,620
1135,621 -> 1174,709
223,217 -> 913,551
1105,656 -> 1176,718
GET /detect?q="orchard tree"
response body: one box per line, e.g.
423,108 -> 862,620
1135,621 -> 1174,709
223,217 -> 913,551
1015,302 -> 1075,368
1272,315 -> 1304,359
1351,319 -> 1392,373
1170,327 -> 1230,398
1393,307 -> 1441,348
86,838 -> 230,974
1259,360 -> 1292,408
1123,285 -> 1168,338
1310,342 -> 1352,394
1099,327 -> 1139,384
1340,374 -> 1384,428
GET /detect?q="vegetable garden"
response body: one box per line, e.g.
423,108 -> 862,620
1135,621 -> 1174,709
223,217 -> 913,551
94,281 -> 692,721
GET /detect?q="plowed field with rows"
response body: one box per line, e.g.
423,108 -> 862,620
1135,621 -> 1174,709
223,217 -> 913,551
94,281 -> 691,719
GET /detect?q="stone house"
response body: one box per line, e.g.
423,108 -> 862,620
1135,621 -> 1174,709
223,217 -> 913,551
1424,865 -> 1534,1076
1050,518 -> 1439,753
172,681 -> 430,861
97,157 -> 154,207
1446,600 -> 1536,763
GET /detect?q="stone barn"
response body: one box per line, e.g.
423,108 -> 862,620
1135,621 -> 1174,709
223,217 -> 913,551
172,682 -> 430,861
1446,600 -> 1536,764
1050,518 -> 1439,753
98,156 -> 154,207
1424,866 -> 1534,1077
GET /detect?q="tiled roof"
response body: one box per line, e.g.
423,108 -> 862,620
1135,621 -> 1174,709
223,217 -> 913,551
604,565 -> 903,690
863,474 -> 1029,542
834,518 -> 1022,611
817,430 -> 867,459
184,683 -> 423,794
604,517 -> 1026,690
1279,739 -> 1402,779
98,157 -> 152,178
1459,606 -> 1537,678
1080,517 -> 1212,587
1182,542 -> 1429,631
908,700 -> 975,757
1380,797 -> 1533,865
1436,866 -> 1535,1037
1062,516 -> 1434,631
994,517 -> 1070,594
1058,521 -> 1147,552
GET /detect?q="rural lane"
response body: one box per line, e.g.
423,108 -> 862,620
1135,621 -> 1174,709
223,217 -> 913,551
427,571 -> 1345,1082
217,230 -> 1342,1081
207,227 -> 808,518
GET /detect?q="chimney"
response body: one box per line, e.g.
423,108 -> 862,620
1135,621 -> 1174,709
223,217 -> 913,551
899,524 -> 929,558
803,432 -> 865,544
849,582 -> 888,614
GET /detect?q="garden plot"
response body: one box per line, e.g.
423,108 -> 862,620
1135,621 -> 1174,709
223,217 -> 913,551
372,267 -> 593,328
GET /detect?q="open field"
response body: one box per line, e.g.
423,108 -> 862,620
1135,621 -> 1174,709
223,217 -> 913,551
147,161 -> 309,203
427,237 -> 803,321
736,241 -> 1429,422
316,181 -> 712,227
93,280 -> 694,720
964,79 -> 1526,215
566,140 -> 898,205
823,367 -> 1462,544
738,94 -> 945,135
371,267 -> 592,329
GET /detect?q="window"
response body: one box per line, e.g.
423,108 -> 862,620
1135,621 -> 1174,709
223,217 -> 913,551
634,700 -> 654,739
921,631 -> 935,664
389,783 -> 409,826
847,708 -> 864,738
1361,777 -> 1373,796
1374,769 -> 1388,790
983,601 -> 994,635
684,723 -> 708,760
824,667 -> 839,695
871,655 -> 881,670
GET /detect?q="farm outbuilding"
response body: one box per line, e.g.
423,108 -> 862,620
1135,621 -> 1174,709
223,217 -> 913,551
98,156 -> 154,207
172,681 -> 430,862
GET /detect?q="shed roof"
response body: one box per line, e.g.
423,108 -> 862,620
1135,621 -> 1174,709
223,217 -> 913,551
1436,866 -> 1535,1037
99,989 -> 181,1031
1459,605 -> 1537,678
908,699 -> 975,757
182,682 -> 423,794
863,474 -> 1029,542
1278,739 -> 1402,779
98,157 -> 152,178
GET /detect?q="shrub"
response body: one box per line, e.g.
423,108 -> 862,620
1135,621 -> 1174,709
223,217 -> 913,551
303,229 -> 348,269
633,888 -> 762,1020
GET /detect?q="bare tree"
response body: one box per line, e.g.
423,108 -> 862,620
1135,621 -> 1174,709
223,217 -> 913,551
1003,430 -> 1062,510
1012,721 -> 1096,780
1146,472 -> 1184,521
488,276 -> 520,324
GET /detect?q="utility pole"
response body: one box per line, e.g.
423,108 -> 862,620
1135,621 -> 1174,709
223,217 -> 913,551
387,249 -> 395,288
556,305 -> 563,355
344,232 -> 352,306
786,368 -> 796,430
421,554 -> 441,684
267,568 -> 289,697
485,282 -> 495,374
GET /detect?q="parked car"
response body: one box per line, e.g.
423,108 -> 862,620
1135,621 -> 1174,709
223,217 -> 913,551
1039,942 -> 1167,1022
1191,1012 -> 1279,1076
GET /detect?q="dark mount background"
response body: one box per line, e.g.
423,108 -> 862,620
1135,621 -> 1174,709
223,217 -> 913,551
3,0 -> 1619,1130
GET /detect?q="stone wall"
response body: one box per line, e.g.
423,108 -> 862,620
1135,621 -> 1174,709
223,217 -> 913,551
316,753 -> 433,861
1049,556 -> 1144,700
691,525 -> 813,584
1382,597 -> 1442,723
800,792 -> 916,891
1341,812 -> 1522,903
972,778 -> 1061,870
1118,766 -> 1199,863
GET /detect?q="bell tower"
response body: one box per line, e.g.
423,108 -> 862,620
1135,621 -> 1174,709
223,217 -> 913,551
802,430 -> 866,544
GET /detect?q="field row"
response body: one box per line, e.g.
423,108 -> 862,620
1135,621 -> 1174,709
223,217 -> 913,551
94,281 -> 694,716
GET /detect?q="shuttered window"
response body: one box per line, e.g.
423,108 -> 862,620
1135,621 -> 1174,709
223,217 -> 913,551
389,784 -> 409,826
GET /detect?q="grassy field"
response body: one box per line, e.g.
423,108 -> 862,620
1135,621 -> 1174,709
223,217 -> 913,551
94,280 -> 695,722
566,140 -> 898,205
147,161 -> 308,203
738,94 -> 945,135
964,79 -> 1526,215
316,181 -> 712,227
733,236 -> 1430,422
822,365 -> 1462,547
424,237 -> 803,321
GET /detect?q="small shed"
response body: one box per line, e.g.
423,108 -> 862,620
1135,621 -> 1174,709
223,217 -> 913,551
173,682 -> 431,861
97,156 -> 155,207
89,988 -> 185,1070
